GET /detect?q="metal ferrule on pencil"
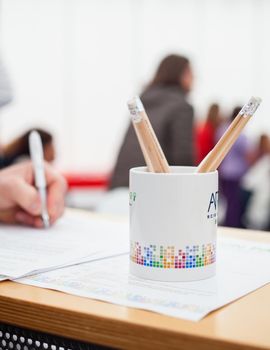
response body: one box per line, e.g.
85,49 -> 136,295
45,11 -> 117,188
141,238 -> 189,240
239,96 -> 262,117
127,96 -> 144,123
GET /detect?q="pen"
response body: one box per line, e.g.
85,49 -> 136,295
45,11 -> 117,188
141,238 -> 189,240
127,96 -> 170,173
29,130 -> 50,228
197,96 -> 262,173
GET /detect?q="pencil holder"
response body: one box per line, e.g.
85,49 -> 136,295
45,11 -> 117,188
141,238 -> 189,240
129,166 -> 218,282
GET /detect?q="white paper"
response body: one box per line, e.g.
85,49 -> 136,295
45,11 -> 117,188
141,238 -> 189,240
17,236 -> 270,321
0,212 -> 129,278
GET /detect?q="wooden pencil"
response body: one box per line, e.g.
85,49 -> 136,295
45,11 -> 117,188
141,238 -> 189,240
197,96 -> 262,173
127,96 -> 170,173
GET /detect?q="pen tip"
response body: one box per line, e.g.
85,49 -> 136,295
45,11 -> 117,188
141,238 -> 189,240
42,215 -> 50,229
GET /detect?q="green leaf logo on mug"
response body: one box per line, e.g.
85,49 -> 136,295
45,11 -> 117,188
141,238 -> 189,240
129,191 -> 136,206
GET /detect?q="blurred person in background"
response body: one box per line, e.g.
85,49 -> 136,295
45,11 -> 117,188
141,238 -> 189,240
216,106 -> 251,228
0,56 -> 13,109
110,54 -> 194,189
241,133 -> 270,231
0,58 -> 55,167
3,128 -> 55,165
196,103 -> 221,164
0,56 -> 14,168
0,57 -> 66,227
251,133 -> 270,164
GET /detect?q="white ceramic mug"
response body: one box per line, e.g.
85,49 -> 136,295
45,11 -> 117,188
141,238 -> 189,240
129,166 -> 218,282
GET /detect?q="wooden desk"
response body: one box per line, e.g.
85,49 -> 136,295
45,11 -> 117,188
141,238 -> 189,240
1,226 -> 270,350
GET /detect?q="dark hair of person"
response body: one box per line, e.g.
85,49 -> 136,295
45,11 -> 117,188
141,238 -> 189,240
4,128 -> 53,160
206,103 -> 220,126
230,106 -> 242,122
258,134 -> 270,155
147,54 -> 190,91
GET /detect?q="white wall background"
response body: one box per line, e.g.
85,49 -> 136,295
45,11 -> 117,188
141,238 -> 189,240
0,0 -> 269,172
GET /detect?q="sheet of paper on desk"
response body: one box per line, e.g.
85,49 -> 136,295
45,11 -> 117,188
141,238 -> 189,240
17,236 -> 270,321
0,212 -> 129,279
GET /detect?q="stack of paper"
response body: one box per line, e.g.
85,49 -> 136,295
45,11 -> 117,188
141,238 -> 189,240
0,212 -> 129,280
17,236 -> 270,321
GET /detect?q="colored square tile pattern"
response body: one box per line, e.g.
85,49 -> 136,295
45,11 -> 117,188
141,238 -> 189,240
130,241 -> 216,269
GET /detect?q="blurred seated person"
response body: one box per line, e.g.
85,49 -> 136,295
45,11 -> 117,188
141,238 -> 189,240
216,106 -> 251,228
196,103 -> 221,164
1,128 -> 55,168
0,58 -> 55,167
110,54 -> 194,189
0,56 -> 13,168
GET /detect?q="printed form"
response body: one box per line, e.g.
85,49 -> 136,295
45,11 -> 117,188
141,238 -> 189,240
17,236 -> 270,321
0,212 -> 129,278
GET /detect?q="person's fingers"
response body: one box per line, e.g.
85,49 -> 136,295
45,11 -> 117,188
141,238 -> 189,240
0,208 -> 18,224
6,178 -> 42,215
44,163 -> 67,223
15,211 -> 37,226
44,162 -> 66,187
0,162 -> 66,227
32,216 -> 48,228
0,208 -> 42,228
16,210 -> 45,228
47,181 -> 66,224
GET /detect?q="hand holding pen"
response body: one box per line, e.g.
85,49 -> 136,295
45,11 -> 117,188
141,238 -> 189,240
0,160 -> 67,228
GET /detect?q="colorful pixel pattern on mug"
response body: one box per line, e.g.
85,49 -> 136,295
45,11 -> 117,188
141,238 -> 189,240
130,241 -> 216,269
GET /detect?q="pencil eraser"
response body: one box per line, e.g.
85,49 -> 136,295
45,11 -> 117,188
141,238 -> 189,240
127,96 -> 145,122
240,96 -> 262,117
